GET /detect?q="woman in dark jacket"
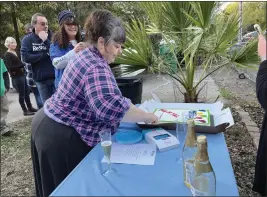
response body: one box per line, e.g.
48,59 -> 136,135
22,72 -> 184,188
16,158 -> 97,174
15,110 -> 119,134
253,34 -> 267,196
3,37 -> 37,116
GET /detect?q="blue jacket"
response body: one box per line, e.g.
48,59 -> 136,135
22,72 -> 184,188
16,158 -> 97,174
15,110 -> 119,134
49,42 -> 75,89
20,29 -> 55,82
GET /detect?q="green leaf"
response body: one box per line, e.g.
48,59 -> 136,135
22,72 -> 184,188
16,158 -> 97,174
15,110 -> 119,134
231,37 -> 260,67
183,2 -> 216,29
114,19 -> 159,74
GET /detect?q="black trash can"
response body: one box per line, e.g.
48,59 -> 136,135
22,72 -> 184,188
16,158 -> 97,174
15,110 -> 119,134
116,77 -> 143,104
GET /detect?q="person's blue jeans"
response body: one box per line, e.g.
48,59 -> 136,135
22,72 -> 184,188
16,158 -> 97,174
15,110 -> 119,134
29,86 -> 43,109
36,79 -> 56,104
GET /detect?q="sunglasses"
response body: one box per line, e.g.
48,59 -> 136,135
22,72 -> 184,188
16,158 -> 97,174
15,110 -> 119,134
64,17 -> 78,26
65,22 -> 78,26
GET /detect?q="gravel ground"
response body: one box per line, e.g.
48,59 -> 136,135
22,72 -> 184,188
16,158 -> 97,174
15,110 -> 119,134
225,109 -> 260,196
241,102 -> 265,130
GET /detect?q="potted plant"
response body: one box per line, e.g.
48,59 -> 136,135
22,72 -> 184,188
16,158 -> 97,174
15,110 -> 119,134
113,19 -> 168,104
119,2 -> 260,103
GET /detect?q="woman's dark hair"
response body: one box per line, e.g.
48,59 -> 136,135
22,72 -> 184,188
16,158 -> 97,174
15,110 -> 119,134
84,9 -> 126,45
52,17 -> 81,49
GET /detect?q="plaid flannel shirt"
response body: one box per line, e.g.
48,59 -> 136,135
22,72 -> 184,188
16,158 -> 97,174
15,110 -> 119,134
44,47 -> 131,147
24,63 -> 36,87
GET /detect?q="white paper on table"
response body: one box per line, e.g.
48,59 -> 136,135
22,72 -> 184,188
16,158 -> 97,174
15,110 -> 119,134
153,109 -> 179,122
213,107 -> 234,128
138,98 -> 161,124
101,143 -> 156,165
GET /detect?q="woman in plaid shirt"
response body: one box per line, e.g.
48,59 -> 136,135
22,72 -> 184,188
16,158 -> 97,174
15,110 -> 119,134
31,9 -> 158,197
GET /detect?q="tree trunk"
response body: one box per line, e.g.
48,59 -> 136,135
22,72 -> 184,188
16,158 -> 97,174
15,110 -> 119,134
10,2 -> 20,49
184,92 -> 198,103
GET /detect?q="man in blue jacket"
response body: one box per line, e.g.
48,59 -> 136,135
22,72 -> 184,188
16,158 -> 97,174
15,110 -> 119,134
21,13 -> 55,104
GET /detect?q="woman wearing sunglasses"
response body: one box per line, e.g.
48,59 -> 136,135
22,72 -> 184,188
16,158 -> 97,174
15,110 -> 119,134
50,10 -> 86,89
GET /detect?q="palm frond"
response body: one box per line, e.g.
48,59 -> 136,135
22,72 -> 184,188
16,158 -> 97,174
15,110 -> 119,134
182,2 -> 216,29
139,2 -> 166,32
163,2 -> 193,34
213,14 -> 239,53
115,19 -> 154,70
230,38 -> 260,67
194,60 -> 231,90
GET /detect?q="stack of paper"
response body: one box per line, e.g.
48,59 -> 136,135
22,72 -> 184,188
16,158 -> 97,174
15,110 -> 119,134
102,143 -> 156,165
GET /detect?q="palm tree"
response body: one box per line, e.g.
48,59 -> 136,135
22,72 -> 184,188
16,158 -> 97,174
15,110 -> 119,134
114,19 -> 167,76
116,2 -> 260,102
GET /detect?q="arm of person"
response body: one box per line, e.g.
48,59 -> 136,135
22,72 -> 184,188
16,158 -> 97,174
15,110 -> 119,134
1,60 -> 10,92
256,60 -> 267,111
20,37 -> 49,64
121,103 -> 157,123
84,65 -> 157,123
50,44 -> 75,69
3,53 -> 13,70
84,65 -> 131,122
3,53 -> 24,70
3,71 -> 10,92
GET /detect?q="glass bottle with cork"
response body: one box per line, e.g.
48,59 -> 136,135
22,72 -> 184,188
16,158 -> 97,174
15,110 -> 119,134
190,135 -> 216,196
182,119 -> 197,188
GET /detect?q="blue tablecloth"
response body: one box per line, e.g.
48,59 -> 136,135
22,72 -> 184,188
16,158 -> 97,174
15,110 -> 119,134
51,122 -> 239,196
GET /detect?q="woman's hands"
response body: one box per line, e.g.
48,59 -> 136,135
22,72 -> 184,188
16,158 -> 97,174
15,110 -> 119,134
74,42 -> 86,53
258,35 -> 266,62
121,103 -> 159,124
144,113 -> 159,124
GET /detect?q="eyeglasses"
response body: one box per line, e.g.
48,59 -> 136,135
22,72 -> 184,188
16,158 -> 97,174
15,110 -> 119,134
37,22 -> 48,26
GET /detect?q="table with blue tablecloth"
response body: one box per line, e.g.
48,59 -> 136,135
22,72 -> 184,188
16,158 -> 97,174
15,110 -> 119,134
50,121 -> 239,196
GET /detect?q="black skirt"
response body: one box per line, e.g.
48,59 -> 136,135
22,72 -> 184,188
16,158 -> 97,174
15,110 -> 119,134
31,108 -> 92,197
253,60 -> 267,196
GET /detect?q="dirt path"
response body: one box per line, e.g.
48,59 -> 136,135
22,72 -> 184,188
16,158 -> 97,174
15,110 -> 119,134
212,66 -> 258,103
